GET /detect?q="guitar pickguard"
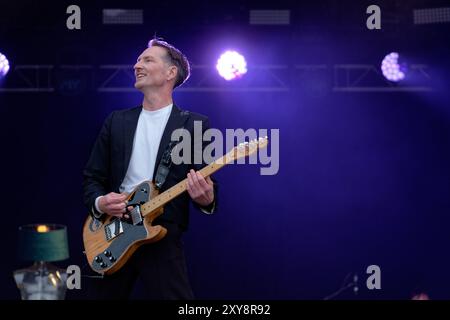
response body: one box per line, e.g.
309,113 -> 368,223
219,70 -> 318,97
88,181 -> 155,273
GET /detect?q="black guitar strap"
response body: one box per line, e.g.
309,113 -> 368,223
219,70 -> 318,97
154,111 -> 190,190
154,141 -> 177,190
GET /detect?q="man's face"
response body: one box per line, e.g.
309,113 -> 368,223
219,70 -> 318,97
134,46 -> 174,90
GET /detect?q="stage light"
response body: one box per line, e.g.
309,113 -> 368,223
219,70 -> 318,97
216,50 -> 247,81
381,52 -> 406,82
0,52 -> 10,78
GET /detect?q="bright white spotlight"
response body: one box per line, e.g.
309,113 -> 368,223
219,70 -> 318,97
0,53 -> 10,78
381,52 -> 406,82
216,50 -> 247,81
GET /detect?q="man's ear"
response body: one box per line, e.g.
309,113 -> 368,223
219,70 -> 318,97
167,65 -> 178,82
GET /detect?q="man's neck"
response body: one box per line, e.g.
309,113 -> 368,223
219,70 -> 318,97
141,91 -> 173,111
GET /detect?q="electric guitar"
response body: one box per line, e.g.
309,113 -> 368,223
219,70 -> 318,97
82,137 -> 268,275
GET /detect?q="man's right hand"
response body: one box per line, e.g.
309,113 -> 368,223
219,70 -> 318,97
98,192 -> 132,218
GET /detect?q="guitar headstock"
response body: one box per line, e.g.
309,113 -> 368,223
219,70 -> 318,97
224,136 -> 269,163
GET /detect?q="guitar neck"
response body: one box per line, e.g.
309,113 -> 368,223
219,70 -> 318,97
140,156 -> 227,217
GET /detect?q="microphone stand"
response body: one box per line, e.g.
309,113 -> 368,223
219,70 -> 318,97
323,273 -> 359,300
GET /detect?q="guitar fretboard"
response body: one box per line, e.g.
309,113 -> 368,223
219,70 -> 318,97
140,155 -> 228,217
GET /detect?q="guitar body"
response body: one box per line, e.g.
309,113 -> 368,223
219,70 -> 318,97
82,181 -> 166,275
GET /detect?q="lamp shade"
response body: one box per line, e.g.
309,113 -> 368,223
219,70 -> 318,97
17,224 -> 69,262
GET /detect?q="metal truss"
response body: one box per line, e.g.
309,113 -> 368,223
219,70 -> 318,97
96,65 -> 291,92
180,65 -> 290,92
0,64 -> 433,93
333,64 -> 432,92
0,65 -> 54,92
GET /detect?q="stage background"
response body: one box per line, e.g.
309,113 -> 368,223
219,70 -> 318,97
0,0 -> 449,299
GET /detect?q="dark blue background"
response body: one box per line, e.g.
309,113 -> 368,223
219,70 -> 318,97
1,0 -> 449,299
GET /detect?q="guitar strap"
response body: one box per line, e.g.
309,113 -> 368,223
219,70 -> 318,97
154,141 -> 177,190
154,111 -> 190,190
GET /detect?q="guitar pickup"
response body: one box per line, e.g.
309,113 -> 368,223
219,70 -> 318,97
104,218 -> 124,241
130,206 -> 143,225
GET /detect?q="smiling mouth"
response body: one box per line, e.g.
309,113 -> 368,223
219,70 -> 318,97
136,74 -> 146,79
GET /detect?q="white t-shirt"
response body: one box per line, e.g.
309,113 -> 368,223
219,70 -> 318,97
119,104 -> 173,194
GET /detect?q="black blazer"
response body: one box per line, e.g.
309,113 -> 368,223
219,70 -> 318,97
83,104 -> 218,230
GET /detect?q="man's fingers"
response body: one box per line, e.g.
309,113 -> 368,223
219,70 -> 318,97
196,172 -> 211,190
109,202 -> 126,211
187,172 -> 195,190
107,192 -> 126,199
102,192 -> 130,217
111,193 -> 128,200
190,169 -> 200,185
186,179 -> 194,197
205,176 -> 213,185
195,171 -> 205,181
106,195 -> 128,205
109,207 -> 130,218
187,172 -> 200,198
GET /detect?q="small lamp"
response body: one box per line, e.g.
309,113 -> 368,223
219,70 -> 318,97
13,224 -> 69,300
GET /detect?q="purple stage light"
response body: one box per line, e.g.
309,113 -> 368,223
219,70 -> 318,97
381,52 -> 406,82
216,50 -> 247,81
0,53 -> 10,77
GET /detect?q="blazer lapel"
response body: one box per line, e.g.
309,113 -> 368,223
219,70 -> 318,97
122,106 -> 142,180
152,104 -> 190,180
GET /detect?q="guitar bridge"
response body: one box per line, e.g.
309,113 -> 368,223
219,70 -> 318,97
104,219 -> 123,241
130,206 -> 143,225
